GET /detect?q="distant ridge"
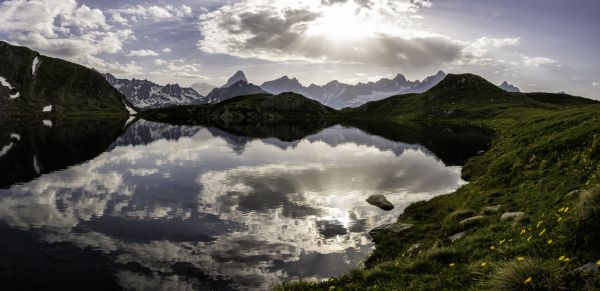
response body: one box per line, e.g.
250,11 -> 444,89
104,73 -> 206,109
499,81 -> 521,92
206,71 -> 269,104
259,71 -> 447,109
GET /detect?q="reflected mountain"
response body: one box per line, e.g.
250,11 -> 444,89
0,119 -> 492,290
0,118 -> 126,188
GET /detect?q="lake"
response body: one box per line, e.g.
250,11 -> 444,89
0,118 -> 491,290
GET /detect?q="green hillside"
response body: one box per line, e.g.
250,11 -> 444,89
147,92 -> 336,124
0,41 -> 133,117
275,75 -> 600,290
343,74 -> 596,120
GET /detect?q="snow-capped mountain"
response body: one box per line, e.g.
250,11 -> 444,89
259,70 -> 447,109
104,73 -> 206,109
499,81 -> 521,92
205,71 -> 269,104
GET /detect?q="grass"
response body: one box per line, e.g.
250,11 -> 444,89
274,97 -> 600,289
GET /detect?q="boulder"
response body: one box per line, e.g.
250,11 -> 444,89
366,195 -> 394,211
368,222 -> 413,241
448,232 -> 466,242
407,243 -> 420,256
578,262 -> 599,274
459,216 -> 484,224
500,212 -> 525,221
483,205 -> 502,212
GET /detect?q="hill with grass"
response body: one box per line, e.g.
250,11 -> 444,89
0,41 -> 134,117
343,73 -> 595,120
147,92 -> 336,124
274,75 -> 600,290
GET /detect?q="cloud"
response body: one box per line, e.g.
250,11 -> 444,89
128,49 -> 160,57
523,55 -> 557,67
592,81 -> 599,87
198,0 -> 462,68
0,0 -> 138,74
459,37 -> 521,66
108,4 -> 193,23
162,48 -> 172,53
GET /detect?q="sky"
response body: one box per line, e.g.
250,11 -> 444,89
0,0 -> 598,98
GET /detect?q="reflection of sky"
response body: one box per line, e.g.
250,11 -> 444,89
0,121 -> 465,290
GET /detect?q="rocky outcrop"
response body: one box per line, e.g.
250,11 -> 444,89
368,222 -> 413,242
366,195 -> 394,211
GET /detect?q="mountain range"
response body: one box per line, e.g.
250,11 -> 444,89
104,73 -> 206,109
260,70 -> 448,109
102,69 -> 523,110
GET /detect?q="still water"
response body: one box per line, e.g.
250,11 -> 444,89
0,119 -> 489,290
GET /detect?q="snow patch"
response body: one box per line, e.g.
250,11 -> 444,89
32,56 -> 39,75
42,105 -> 52,112
43,120 -> 52,127
10,133 -> 20,141
124,102 -> 137,115
0,143 -> 13,158
0,76 -> 14,89
33,155 -> 40,174
10,92 -> 20,99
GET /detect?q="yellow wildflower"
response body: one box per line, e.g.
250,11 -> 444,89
524,277 -> 532,284
596,260 -> 600,266
528,227 -> 532,231
499,239 -> 506,245
559,207 -> 565,212
564,207 -> 569,213
536,220 -> 543,228
520,229 -> 527,235
449,263 -> 456,267
517,256 -> 525,261
564,257 -> 571,262
527,236 -> 533,242
490,245 -> 496,250
547,239 -> 553,245
538,229 -> 546,236
481,262 -> 487,267
329,286 -> 336,291
394,262 -> 399,267
559,255 -> 567,261
557,217 -> 563,222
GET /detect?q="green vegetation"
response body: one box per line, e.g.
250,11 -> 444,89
0,41 -> 131,116
146,92 -> 337,124
270,75 -> 600,290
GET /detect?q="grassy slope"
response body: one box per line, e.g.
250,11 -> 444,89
0,41 -> 131,117
146,92 -> 337,124
277,75 -> 600,290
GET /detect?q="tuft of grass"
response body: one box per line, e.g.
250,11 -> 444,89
486,259 -> 564,290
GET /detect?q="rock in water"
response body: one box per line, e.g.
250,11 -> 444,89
368,222 -> 413,242
366,195 -> 394,211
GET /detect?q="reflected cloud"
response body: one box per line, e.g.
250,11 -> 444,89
0,120 -> 469,290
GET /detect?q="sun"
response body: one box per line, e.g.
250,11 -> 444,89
306,3 -> 376,42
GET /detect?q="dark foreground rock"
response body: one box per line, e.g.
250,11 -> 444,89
366,195 -> 394,211
368,222 -> 413,242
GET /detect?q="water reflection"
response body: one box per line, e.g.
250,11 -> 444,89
0,119 -> 488,290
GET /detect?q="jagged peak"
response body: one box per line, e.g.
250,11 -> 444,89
223,70 -> 248,88
393,73 -> 407,82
